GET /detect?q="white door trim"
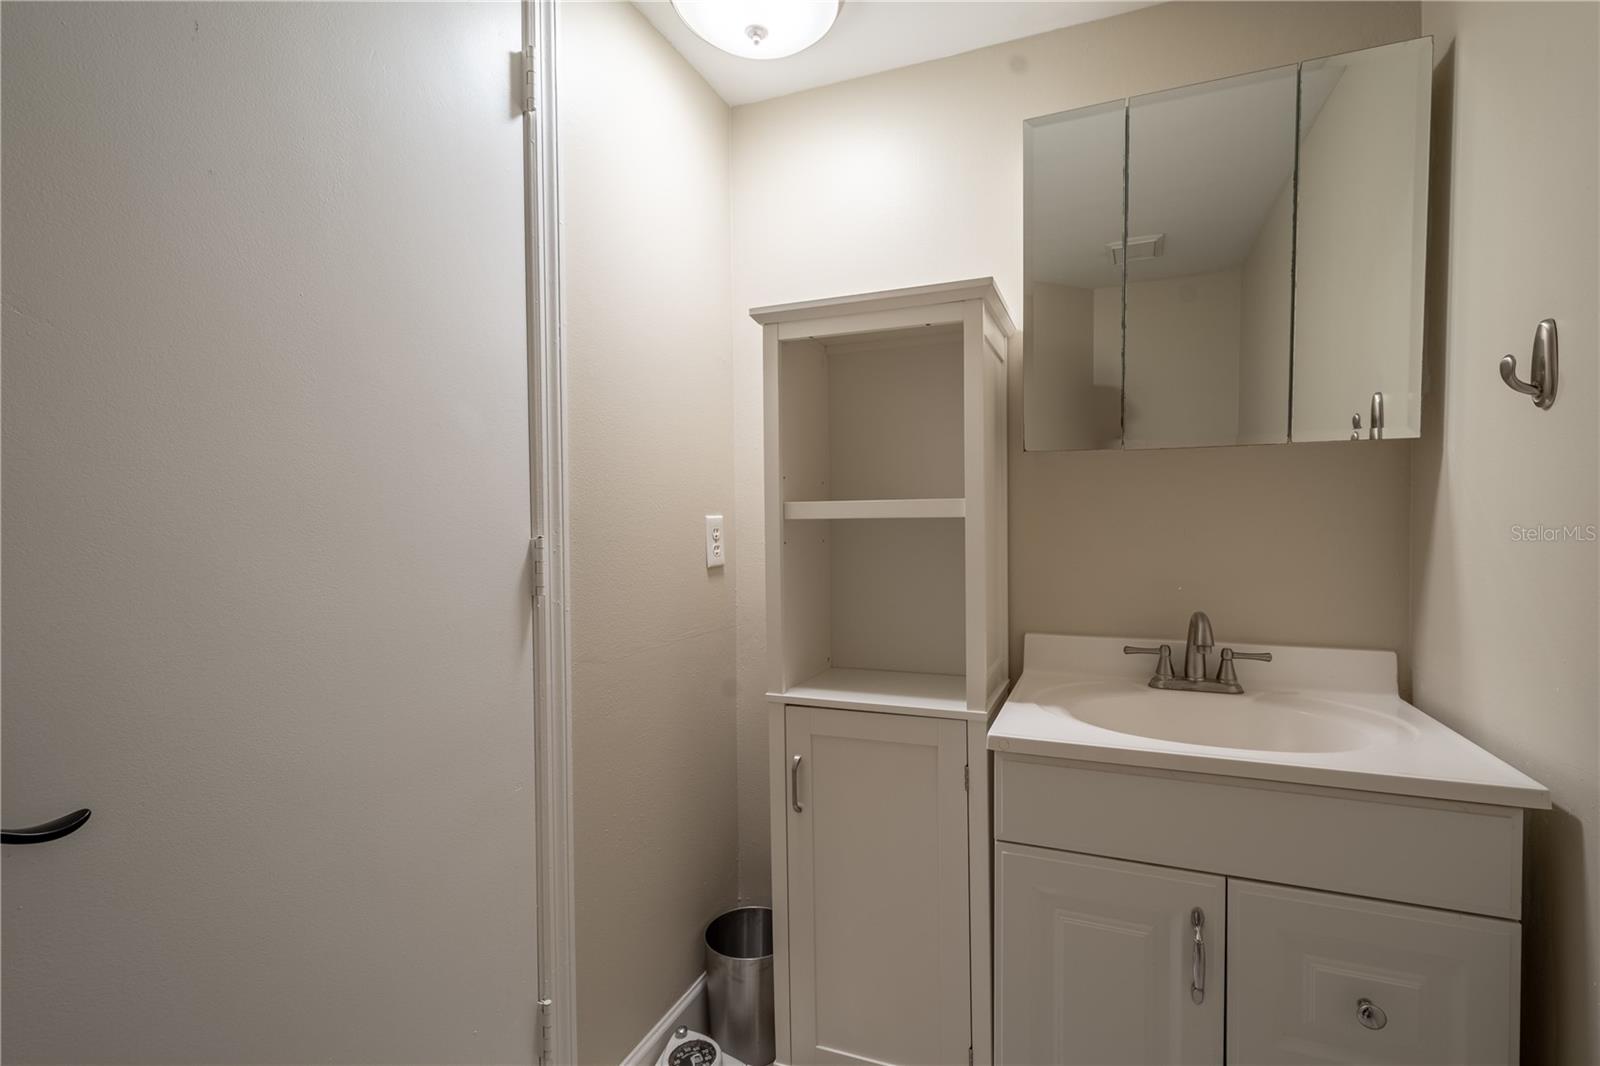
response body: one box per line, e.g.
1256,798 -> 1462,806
525,1 -> 578,1062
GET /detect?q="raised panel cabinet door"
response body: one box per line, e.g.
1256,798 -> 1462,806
786,706 -> 971,1065
1227,880 -> 1520,1065
995,844 -> 1224,1065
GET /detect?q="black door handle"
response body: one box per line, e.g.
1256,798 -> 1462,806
2,808 -> 91,844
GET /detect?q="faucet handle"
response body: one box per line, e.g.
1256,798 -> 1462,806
1124,644 -> 1176,681
1216,647 -> 1272,687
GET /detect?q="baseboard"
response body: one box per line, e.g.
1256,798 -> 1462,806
619,972 -> 708,1066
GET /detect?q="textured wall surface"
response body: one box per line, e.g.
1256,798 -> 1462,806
559,4 -> 740,1061
1411,4 -> 1600,1060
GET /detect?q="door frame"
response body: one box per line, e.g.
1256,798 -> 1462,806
524,1 -> 578,1063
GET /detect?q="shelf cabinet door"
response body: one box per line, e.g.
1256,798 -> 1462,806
995,844 -> 1224,1065
785,706 -> 970,1065
1227,880 -> 1520,1065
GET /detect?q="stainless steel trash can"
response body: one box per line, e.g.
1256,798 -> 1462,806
704,907 -> 774,1066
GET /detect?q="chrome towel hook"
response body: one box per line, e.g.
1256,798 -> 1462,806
1500,319 -> 1558,409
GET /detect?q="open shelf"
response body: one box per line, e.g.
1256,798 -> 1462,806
759,280 -> 1014,714
778,323 -> 965,506
775,667 -> 973,718
779,517 -> 966,680
783,498 -> 965,521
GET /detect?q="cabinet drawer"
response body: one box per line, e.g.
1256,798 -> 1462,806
994,754 -> 1524,918
1227,880 -> 1519,1065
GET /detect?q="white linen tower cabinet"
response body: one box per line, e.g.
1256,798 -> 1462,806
754,279 -> 1013,1066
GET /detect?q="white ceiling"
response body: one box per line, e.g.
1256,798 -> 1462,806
633,1 -> 1153,106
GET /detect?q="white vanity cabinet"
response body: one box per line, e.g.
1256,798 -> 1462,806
756,280 -> 1014,1065
992,756 -> 1529,1065
988,634 -> 1548,1065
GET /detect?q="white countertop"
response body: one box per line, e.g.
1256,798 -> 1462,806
988,634 -> 1549,809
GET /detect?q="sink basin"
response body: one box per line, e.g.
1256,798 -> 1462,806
988,634 -> 1550,808
1032,681 -> 1416,754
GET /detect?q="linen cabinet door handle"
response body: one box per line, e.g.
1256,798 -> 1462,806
1190,907 -> 1205,1005
791,754 -> 803,813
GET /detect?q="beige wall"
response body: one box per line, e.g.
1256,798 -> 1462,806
731,1 -> 1421,903
1411,4 -> 1600,1060
559,4 -> 738,1061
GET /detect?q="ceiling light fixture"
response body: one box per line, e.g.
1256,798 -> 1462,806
670,0 -> 841,61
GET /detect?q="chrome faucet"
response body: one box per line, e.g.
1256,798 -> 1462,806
1183,611 -> 1215,682
1124,611 -> 1273,694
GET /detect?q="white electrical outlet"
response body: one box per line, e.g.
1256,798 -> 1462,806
705,514 -> 725,569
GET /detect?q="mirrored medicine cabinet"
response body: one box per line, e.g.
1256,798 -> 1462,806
1024,37 -> 1432,451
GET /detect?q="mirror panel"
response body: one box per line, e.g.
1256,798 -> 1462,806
1124,65 -> 1297,449
1022,37 -> 1432,451
1292,37 -> 1432,441
1023,100 -> 1126,452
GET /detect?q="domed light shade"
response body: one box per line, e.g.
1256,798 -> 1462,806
670,0 -> 841,60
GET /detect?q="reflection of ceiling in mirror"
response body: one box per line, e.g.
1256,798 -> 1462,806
1299,65 -> 1343,135
1026,104 -> 1125,291
1027,69 -> 1342,289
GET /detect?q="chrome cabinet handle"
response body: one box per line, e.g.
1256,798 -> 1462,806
791,755 -> 803,814
1357,998 -> 1388,1030
2,808 -> 91,845
1369,391 -> 1385,440
1190,907 -> 1205,1005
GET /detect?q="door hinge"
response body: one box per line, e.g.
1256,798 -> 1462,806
521,44 -> 536,115
531,535 -> 546,601
536,997 -> 553,1065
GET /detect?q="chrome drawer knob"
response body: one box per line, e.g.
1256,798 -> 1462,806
1357,998 -> 1388,1031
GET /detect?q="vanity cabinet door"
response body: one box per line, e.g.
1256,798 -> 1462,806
1227,880 -> 1520,1064
785,706 -> 971,1066
995,844 -> 1224,1065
